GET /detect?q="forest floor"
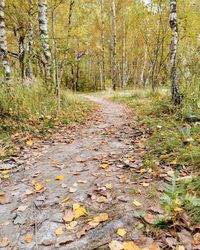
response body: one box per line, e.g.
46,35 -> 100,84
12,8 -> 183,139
0,95 -> 199,250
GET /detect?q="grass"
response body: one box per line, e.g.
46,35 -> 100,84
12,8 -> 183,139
0,81 -> 96,158
111,87 -> 200,225
112,88 -> 200,169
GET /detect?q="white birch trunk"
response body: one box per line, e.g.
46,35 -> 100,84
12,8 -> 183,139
170,0 -> 180,104
112,0 -> 117,90
38,0 -> 52,83
100,0 -> 106,90
0,0 -> 11,81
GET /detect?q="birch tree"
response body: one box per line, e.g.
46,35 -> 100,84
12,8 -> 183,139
0,0 -> 11,81
38,0 -> 52,83
169,0 -> 180,104
100,0 -> 106,90
112,0 -> 117,90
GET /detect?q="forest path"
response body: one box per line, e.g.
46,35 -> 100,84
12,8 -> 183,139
0,96 -> 154,250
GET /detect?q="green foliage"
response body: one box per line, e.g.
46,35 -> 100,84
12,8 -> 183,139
161,175 -> 200,224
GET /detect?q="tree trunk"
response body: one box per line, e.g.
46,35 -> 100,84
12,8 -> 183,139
26,0 -> 34,80
170,0 -> 180,104
59,0 -> 74,86
100,0 -> 106,90
38,0 -> 52,84
112,0 -> 117,90
0,0 -> 11,81
51,0 -> 60,113
121,7 -> 126,88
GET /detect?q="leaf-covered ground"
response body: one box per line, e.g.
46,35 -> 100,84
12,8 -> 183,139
0,96 -> 199,249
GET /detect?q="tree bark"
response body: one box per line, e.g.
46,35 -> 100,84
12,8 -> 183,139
59,0 -> 74,86
38,0 -> 52,84
170,0 -> 180,104
121,5 -> 126,88
26,0 -> 34,80
112,0 -> 117,90
51,0 -> 60,113
100,0 -> 106,90
0,0 -> 11,81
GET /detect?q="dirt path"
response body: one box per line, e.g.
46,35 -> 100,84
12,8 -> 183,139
0,96 -> 153,250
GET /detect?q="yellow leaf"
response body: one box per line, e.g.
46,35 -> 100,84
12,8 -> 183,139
2,174 -> 9,179
74,207 -> 87,219
140,168 -> 146,174
34,183 -> 46,193
26,139 -> 33,147
24,234 -> 33,243
117,228 -> 127,237
123,241 -> 143,250
45,179 -> 52,183
167,170 -> 175,175
55,227 -> 63,236
0,170 -> 10,175
132,200 -> 142,207
109,240 -> 124,250
61,197 -> 70,203
171,159 -> 178,165
148,242 -> 161,250
55,175 -> 64,180
66,221 -> 78,231
101,163 -> 109,169
105,183 -> 113,190
128,156 -> 134,161
73,203 -> 80,210
174,207 -> 183,213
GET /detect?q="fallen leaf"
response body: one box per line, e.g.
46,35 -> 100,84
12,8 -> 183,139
73,203 -> 80,210
78,180 -> 87,184
167,170 -> 175,175
176,246 -> 185,250
0,192 -> 10,204
132,200 -> 142,207
88,213 -> 109,227
61,183 -> 68,188
45,179 -> 52,183
117,228 -> 127,237
55,175 -> 64,180
123,241 -> 143,250
98,213 -> 109,222
26,139 -> 33,147
34,183 -> 46,193
0,237 -> 10,247
24,234 -> 33,243
101,163 -> 109,169
69,187 -> 77,193
140,168 -> 146,174
25,189 -> 34,195
96,196 -> 108,203
66,221 -> 78,231
17,205 -> 28,212
144,213 -> 157,224
105,183 -> 113,190
63,210 -> 75,223
148,242 -> 161,250
61,197 -> 70,203
142,182 -> 150,187
109,240 -> 124,250
74,206 -> 87,219
55,227 -> 63,236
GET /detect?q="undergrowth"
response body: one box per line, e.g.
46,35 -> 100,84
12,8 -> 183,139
112,87 -> 200,225
0,82 -> 95,157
